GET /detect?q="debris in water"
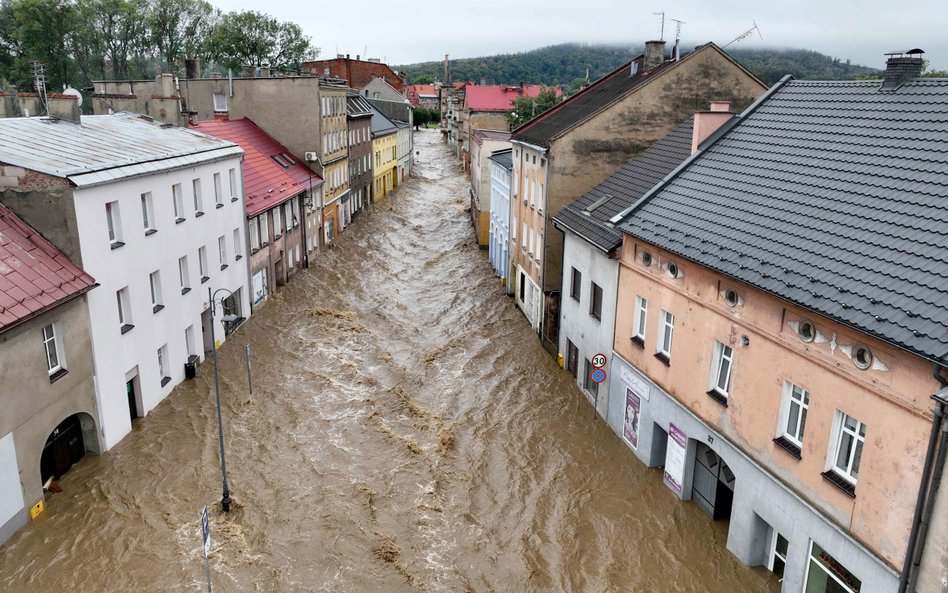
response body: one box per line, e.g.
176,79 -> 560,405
308,307 -> 358,321
437,425 -> 456,454
373,533 -> 400,563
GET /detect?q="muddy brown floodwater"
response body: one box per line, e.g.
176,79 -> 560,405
0,129 -> 779,593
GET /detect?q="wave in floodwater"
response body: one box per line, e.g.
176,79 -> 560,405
0,130 -> 778,593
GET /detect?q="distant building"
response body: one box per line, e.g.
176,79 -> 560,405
369,104 -> 398,201
347,94 -> 374,215
0,113 -> 250,450
368,98 -> 414,183
407,84 -> 439,109
0,204 -> 98,547
302,56 -> 405,92
487,148 -> 513,288
469,129 -> 511,247
362,76 -> 406,102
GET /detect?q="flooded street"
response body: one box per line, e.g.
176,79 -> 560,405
0,129 -> 776,592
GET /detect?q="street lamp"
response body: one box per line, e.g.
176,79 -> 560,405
208,287 -> 239,512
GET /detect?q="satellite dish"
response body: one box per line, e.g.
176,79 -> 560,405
62,86 -> 82,107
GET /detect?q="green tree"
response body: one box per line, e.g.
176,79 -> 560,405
412,107 -> 429,128
412,75 -> 433,84
507,87 -> 562,128
12,0 -> 75,88
207,10 -> 317,72
73,0 -> 148,80
148,0 -> 218,72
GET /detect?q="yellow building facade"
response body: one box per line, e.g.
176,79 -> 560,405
372,131 -> 397,201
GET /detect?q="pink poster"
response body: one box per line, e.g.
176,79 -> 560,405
664,423 -> 688,495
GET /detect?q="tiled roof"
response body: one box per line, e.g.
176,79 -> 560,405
0,113 -> 242,188
552,118 -> 694,253
615,77 -> 948,364
464,85 -> 561,112
369,104 -> 398,136
347,94 -> 373,117
190,118 -> 322,218
0,203 -> 95,332
489,148 -> 513,171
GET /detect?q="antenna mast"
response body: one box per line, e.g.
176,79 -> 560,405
722,20 -> 763,49
653,11 -> 665,41
671,18 -> 686,58
31,61 -> 48,116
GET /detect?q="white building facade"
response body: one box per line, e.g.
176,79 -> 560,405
487,149 -> 512,287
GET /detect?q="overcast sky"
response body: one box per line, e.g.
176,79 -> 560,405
216,0 -> 947,71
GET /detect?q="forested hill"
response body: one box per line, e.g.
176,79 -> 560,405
396,44 -> 879,89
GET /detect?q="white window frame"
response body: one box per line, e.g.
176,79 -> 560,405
779,382 -> 810,447
157,344 -> 169,381
149,270 -> 163,310
116,287 -> 132,328
178,256 -> 190,292
633,295 -> 648,340
218,235 -> 227,268
829,411 -> 866,485
273,207 -> 283,237
212,92 -> 227,113
172,183 -> 184,221
105,200 -> 122,245
657,310 -> 674,358
803,541 -> 861,593
233,228 -> 242,259
229,168 -> 237,201
42,322 -> 64,374
192,178 -> 203,215
250,218 -> 260,250
198,246 -> 208,280
185,325 -> 195,357
214,172 -> 223,207
709,340 -> 734,397
141,192 -> 155,233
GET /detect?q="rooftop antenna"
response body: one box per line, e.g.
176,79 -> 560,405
31,61 -> 48,116
671,18 -> 685,60
653,11 -> 666,40
722,20 -> 763,49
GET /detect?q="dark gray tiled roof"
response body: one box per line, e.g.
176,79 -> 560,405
369,104 -> 398,136
617,77 -> 948,364
489,148 -> 513,171
552,118 -> 694,253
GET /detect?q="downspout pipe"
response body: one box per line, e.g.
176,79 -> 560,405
899,364 -> 948,593
909,399 -> 948,592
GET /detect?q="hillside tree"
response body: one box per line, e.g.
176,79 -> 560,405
207,10 -> 317,71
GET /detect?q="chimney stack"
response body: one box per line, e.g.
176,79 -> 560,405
881,49 -> 924,91
185,58 -> 200,79
691,101 -> 733,154
644,40 -> 666,70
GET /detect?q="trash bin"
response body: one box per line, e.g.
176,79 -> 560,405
184,359 -> 197,380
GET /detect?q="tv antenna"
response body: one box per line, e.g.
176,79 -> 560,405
653,11 -> 665,41
31,61 -> 48,116
671,18 -> 685,44
723,20 -> 763,49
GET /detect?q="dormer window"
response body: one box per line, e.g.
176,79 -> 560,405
666,261 -> 681,278
724,288 -> 739,307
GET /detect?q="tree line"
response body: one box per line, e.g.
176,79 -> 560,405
0,0 -> 319,92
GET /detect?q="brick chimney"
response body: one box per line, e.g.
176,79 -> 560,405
691,101 -> 733,154
881,49 -> 924,91
644,40 -> 666,70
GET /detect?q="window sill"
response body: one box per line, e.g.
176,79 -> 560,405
110,241 -> 125,250
220,264 -> 228,271
235,255 -> 242,261
48,367 -> 69,384
654,352 -> 670,366
273,234 -> 282,241
630,335 -> 645,348
590,313 -> 602,322
153,304 -> 165,314
706,390 -> 729,408
120,323 -> 134,335
160,376 -> 171,387
175,217 -> 185,224
195,211 -> 205,218
821,470 -> 857,498
773,436 -> 802,459
231,197 -> 238,202
570,295 -> 580,303
201,276 -> 209,284
216,203 -> 224,209
251,248 -> 260,255
181,287 -> 191,295
261,242 -> 269,248
145,229 -> 157,236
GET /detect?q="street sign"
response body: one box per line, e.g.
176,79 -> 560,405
591,368 -> 606,384
200,506 -> 211,555
592,353 -> 607,369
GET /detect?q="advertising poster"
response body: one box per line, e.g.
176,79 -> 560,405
252,270 -> 266,305
664,423 -> 688,495
623,387 -> 641,449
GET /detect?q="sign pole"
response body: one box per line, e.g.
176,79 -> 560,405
201,506 -> 212,592
245,344 -> 253,399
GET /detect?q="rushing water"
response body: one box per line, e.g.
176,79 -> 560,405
0,130 -> 779,593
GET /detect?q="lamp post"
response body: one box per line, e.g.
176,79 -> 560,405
208,287 -> 236,512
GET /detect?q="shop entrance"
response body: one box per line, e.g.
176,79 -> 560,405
692,442 -> 735,521
40,415 -> 86,483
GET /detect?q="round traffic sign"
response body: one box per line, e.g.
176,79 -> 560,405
591,368 -> 606,384
592,353 -> 607,369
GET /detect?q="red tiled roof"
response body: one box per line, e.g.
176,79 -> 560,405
464,85 -> 563,112
0,203 -> 95,332
406,84 -> 437,107
190,118 -> 323,218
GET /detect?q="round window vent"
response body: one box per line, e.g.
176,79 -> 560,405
724,288 -> 739,307
798,320 -> 816,343
852,345 -> 873,369
667,262 -> 680,278
641,251 -> 653,266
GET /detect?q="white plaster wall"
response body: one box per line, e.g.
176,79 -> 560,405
558,231 -> 619,418
73,156 -> 250,449
488,160 -> 511,282
0,433 -> 24,528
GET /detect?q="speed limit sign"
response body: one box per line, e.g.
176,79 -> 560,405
592,353 -> 607,368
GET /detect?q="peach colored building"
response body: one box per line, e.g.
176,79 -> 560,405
605,55 -> 948,593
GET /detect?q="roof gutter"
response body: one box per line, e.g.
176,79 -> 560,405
610,74 -> 794,225
510,139 -> 548,153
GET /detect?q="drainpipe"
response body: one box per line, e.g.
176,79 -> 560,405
899,364 -> 948,593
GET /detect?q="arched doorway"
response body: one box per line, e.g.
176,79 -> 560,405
40,414 -> 95,485
692,442 -> 735,521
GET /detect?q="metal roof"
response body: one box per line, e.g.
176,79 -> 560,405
488,148 -> 513,171
369,104 -> 398,137
616,77 -> 948,364
0,113 -> 243,188
552,118 -> 694,253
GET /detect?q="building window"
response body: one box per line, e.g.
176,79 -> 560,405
117,287 -> 133,333
185,325 -> 195,358
141,192 -> 156,234
249,217 -> 260,250
233,228 -> 242,260
198,246 -> 209,281
149,270 -> 164,313
804,541 -> 861,593
157,344 -> 170,386
632,295 -> 648,345
291,199 -> 300,226
778,382 -> 809,454
259,214 -> 269,246
273,207 -> 283,238
570,267 -> 582,302
105,201 -> 123,247
708,341 -> 734,405
212,92 -> 227,113
178,256 -> 190,293
583,358 -> 599,398
656,309 -> 674,364
589,282 -> 603,321
42,323 -> 65,376
768,532 -> 788,580
829,412 -> 866,488
192,178 -> 203,215
218,235 -> 227,269
566,339 -> 578,378
172,183 -> 185,222
519,272 -> 526,302
229,168 -> 238,201
214,173 -> 223,207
